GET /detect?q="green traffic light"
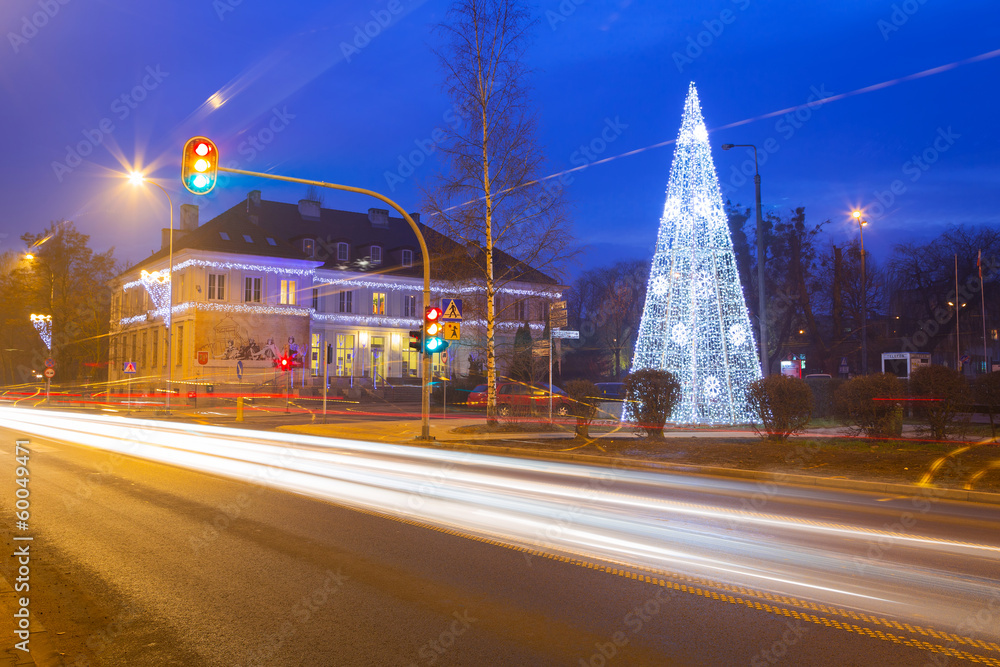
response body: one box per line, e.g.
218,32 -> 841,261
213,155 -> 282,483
424,337 -> 448,353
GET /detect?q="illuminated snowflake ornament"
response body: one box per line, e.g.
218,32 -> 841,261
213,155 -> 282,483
626,83 -> 761,425
31,314 -> 52,350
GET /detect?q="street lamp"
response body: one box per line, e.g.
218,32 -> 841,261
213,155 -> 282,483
130,171 -> 175,412
721,143 -> 769,376
852,210 -> 869,375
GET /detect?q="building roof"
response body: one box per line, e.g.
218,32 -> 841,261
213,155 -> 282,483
120,193 -> 559,287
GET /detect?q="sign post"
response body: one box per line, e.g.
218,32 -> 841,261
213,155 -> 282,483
123,361 -> 137,414
548,301 -> 568,421
43,366 -> 54,404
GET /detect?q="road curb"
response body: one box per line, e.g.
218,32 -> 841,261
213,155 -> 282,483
427,439 -> 1000,506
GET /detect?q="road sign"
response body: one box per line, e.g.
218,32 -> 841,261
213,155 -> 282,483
236,360 -> 244,380
44,357 -> 55,368
551,329 -> 580,339
441,298 -> 463,321
43,368 -> 55,379
443,322 -> 461,340
123,361 -> 137,374
550,300 -> 567,312
532,340 -> 550,357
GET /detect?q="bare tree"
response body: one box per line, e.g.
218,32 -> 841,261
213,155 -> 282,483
424,0 -> 574,420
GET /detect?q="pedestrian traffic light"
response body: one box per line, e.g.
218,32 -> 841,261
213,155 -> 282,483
181,136 -> 218,195
326,344 -> 333,365
423,307 -> 449,354
408,330 -> 422,351
275,354 -> 292,372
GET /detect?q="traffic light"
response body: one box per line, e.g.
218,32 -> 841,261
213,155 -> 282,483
423,306 -> 449,354
326,344 -> 333,365
181,136 -> 218,195
275,354 -> 292,372
408,330 -> 422,351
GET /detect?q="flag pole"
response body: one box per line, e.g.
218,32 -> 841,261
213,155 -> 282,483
981,250 -> 989,373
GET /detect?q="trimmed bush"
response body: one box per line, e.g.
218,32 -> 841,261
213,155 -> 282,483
624,369 -> 681,439
973,372 -> 1000,439
834,373 -> 904,439
564,379 -> 600,438
747,375 -> 813,441
909,365 -> 970,441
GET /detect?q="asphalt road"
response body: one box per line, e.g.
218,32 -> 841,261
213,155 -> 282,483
0,411 -> 998,666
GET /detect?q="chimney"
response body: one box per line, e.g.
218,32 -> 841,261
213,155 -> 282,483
368,207 -> 389,228
298,199 -> 321,221
180,204 -> 198,231
410,212 -> 421,224
161,229 -> 170,250
247,190 -> 261,224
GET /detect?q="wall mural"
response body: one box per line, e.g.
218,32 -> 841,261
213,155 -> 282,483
195,313 -> 309,367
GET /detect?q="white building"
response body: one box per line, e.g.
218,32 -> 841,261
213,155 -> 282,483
108,192 -> 561,397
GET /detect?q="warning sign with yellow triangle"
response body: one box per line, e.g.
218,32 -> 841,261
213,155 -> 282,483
440,298 -> 463,321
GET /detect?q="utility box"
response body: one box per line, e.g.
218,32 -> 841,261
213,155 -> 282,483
881,352 -> 931,380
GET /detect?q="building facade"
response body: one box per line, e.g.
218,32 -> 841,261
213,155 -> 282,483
108,192 -> 561,395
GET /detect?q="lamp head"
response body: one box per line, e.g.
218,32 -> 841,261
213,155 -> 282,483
129,171 -> 145,185
721,143 -> 735,150
24,253 -> 33,261
852,210 -> 862,219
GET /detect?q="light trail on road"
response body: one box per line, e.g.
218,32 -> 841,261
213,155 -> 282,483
2,407 -> 999,663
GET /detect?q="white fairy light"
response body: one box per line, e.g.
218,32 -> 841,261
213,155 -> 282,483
30,314 -> 52,350
140,270 -> 172,327
627,83 -> 761,425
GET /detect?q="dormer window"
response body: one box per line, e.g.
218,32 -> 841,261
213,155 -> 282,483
370,245 -> 382,265
337,242 -> 349,261
219,232 -> 230,241
302,239 -> 315,257
401,249 -> 413,267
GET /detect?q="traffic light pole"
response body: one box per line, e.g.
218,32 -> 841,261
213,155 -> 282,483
218,167 -> 435,440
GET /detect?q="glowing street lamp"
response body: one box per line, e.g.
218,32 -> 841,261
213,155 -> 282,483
130,171 -> 175,411
852,210 -> 869,374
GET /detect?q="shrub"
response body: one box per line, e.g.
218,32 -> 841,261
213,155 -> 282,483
973,372 -> 1000,439
747,375 -> 813,441
909,365 -> 970,440
803,376 -> 843,420
834,373 -> 904,439
624,369 -> 681,439
564,379 -> 600,438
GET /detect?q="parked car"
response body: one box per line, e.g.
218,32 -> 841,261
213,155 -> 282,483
466,382 -> 571,416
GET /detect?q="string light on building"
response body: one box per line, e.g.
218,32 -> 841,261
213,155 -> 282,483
30,314 -> 52,350
140,269 -> 172,326
627,83 -> 761,425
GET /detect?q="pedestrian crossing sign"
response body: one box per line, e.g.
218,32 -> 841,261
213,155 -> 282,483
440,298 -> 463,321
123,361 -> 137,374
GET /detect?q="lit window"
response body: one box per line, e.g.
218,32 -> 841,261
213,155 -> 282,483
208,274 -> 226,300
402,249 -> 413,267
280,279 -> 297,305
302,239 -> 315,256
371,246 -> 382,265
372,292 -> 385,315
339,291 -> 353,313
403,295 -> 416,317
219,232 -> 230,241
337,242 -> 349,261
244,276 -> 262,303
514,299 -> 527,320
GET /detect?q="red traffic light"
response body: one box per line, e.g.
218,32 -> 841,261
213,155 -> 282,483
275,354 -> 292,371
425,307 -> 441,322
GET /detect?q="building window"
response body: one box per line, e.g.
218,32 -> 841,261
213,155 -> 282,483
402,249 -> 413,267
403,349 -> 418,377
336,334 -> 355,377
514,299 -> 527,321
141,331 -> 147,369
280,280 -> 297,305
339,291 -> 353,313
244,276 -> 262,303
403,295 -> 416,317
176,325 -> 183,366
266,237 -> 277,246
219,232 -> 230,241
370,246 -> 382,265
337,242 -> 349,261
372,292 -> 386,315
208,274 -> 226,300
311,333 -> 321,376
302,239 -> 315,257
151,329 -> 158,368
311,288 -> 319,310
131,334 -> 136,363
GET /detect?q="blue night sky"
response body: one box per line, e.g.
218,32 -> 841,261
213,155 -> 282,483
1,0 -> 998,278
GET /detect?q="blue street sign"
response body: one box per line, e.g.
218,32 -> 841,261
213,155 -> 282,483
440,298 -> 463,321
236,360 -> 244,380
123,361 -> 137,374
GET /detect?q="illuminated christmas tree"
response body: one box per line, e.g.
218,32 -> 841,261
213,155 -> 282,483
627,83 -> 761,424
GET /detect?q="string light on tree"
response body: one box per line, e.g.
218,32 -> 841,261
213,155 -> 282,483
31,314 -> 52,350
627,83 -> 762,425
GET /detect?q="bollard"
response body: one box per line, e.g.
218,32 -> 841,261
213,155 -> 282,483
236,396 -> 244,422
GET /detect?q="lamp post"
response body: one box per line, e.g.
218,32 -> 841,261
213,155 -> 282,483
130,172 -> 174,412
852,211 -> 869,375
721,143 -> 768,376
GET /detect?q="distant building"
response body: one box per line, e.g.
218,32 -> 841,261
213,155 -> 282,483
108,192 -> 561,395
